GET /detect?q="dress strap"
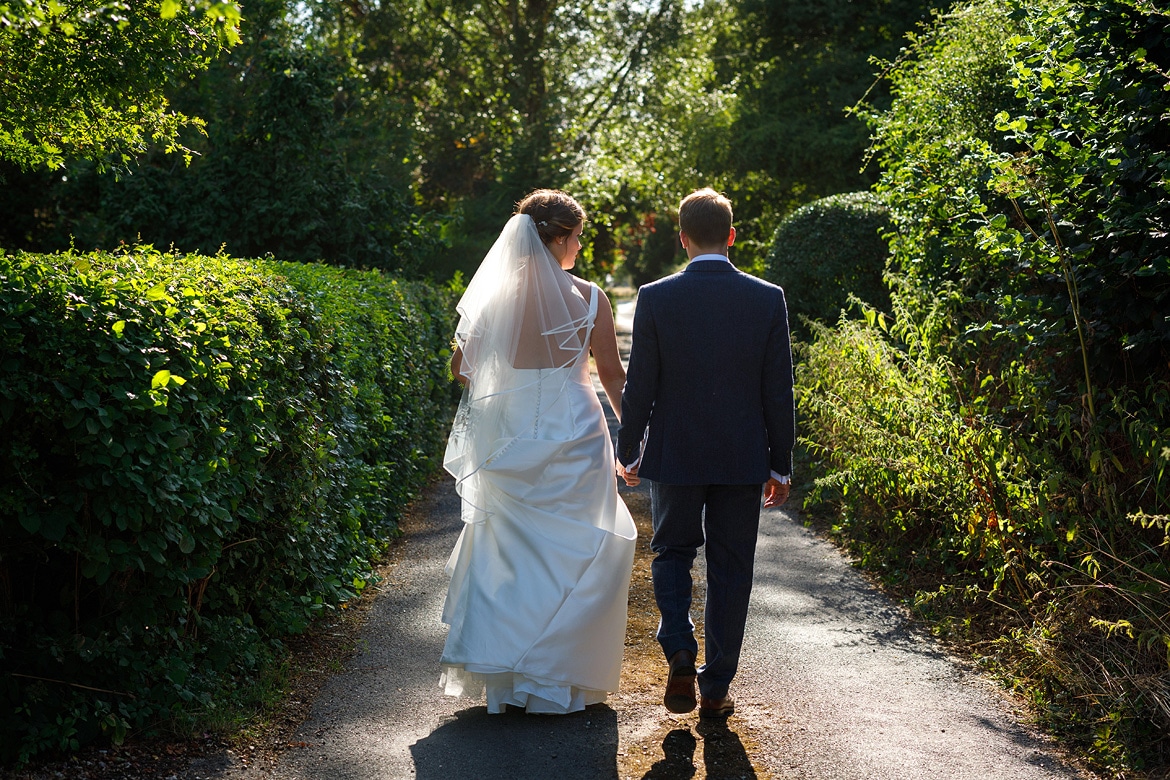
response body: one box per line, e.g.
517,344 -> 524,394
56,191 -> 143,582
585,283 -> 600,338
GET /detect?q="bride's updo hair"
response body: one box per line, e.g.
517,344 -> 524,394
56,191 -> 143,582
516,189 -> 586,246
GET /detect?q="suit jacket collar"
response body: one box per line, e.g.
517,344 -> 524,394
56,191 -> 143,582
684,259 -> 737,273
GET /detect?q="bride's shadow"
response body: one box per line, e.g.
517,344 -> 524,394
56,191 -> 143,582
641,721 -> 757,779
411,704 -> 620,780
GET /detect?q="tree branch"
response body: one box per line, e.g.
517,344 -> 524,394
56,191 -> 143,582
11,673 -> 137,698
570,0 -> 672,154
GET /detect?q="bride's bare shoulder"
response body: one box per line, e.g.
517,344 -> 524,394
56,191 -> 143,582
569,275 -> 597,297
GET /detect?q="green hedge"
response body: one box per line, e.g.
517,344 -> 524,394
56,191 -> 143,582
0,246 -> 457,763
763,191 -> 891,339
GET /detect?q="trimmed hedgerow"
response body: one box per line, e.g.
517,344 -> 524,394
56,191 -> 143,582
763,191 -> 891,339
0,246 -> 457,763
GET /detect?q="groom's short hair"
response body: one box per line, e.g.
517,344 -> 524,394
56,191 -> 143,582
679,189 -> 733,248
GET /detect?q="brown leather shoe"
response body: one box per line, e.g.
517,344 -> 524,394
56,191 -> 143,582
663,649 -> 697,713
698,694 -> 735,719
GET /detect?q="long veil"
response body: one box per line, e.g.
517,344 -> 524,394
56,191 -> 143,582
444,213 -> 591,524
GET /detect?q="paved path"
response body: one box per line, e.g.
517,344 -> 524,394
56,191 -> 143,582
736,511 -> 1075,779
186,296 -> 1083,780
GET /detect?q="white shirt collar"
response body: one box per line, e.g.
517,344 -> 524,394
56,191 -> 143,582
688,253 -> 732,264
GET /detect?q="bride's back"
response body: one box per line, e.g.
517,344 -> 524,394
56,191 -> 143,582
510,265 -> 591,370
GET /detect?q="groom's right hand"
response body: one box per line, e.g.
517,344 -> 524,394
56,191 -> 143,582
616,459 -> 640,487
764,477 -> 790,508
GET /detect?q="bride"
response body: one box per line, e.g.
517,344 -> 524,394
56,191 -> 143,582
439,189 -> 637,714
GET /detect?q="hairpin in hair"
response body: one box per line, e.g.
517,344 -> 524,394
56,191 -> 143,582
538,220 -> 548,227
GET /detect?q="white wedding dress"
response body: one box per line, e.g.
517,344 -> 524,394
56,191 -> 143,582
439,217 -> 636,714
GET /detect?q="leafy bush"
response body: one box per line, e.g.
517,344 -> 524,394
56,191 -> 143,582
802,0 -> 1170,771
799,292 -> 1049,581
763,191 -> 891,337
860,0 -> 1020,295
864,0 -> 1170,388
983,0 -> 1170,385
0,246 -> 457,763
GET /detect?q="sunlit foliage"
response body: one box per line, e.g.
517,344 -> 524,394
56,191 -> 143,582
0,1 -> 241,171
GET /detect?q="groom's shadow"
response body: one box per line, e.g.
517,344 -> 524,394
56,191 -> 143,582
412,704 -> 619,780
641,721 -> 757,779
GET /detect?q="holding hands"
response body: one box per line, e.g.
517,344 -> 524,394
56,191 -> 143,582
616,459 -> 640,487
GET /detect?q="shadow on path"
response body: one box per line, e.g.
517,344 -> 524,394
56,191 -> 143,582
695,720 -> 758,780
410,705 -> 618,780
639,721 -> 758,780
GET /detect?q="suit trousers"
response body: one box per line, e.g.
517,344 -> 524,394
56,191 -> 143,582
649,481 -> 762,699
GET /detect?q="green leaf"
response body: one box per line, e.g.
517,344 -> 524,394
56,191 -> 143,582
160,0 -> 181,18
152,369 -> 172,389
18,513 -> 41,535
40,509 -> 70,542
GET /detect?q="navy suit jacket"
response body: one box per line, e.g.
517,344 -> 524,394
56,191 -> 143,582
616,259 -> 795,485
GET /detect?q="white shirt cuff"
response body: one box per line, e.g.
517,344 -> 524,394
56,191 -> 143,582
622,429 -> 649,470
771,472 -> 790,484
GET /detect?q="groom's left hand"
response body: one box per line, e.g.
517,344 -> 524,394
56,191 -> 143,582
763,477 -> 790,508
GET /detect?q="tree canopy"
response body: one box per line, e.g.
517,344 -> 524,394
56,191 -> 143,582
0,0 -> 945,278
0,1 -> 241,171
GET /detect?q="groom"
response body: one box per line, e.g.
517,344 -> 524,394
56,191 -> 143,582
616,188 -> 794,718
